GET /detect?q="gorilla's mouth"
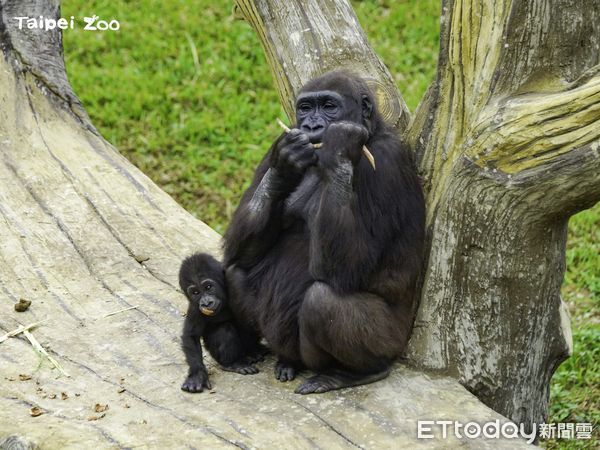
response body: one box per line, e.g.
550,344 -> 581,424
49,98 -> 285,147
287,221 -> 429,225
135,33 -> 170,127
306,130 -> 324,145
200,307 -> 216,316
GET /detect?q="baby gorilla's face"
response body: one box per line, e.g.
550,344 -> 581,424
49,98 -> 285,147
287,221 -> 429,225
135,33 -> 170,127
186,277 -> 224,316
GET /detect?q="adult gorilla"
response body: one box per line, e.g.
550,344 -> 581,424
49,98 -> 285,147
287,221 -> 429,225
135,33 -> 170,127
224,71 -> 425,394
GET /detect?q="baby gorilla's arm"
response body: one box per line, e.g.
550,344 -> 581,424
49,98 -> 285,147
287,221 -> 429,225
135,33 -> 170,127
181,313 -> 211,392
203,322 -> 260,375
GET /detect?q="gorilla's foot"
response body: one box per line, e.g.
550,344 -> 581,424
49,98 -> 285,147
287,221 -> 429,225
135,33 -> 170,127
275,359 -> 299,382
295,367 -> 390,394
221,360 -> 259,375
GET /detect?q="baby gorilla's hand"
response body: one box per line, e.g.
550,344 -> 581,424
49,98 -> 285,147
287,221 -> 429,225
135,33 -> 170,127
321,121 -> 369,167
181,369 -> 212,393
270,130 -> 318,189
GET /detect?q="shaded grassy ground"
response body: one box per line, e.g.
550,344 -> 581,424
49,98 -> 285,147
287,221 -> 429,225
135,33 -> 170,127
62,1 -> 598,447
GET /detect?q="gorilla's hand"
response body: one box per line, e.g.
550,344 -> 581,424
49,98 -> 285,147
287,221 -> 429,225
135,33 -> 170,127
270,130 -> 317,190
181,369 -> 212,393
321,122 -> 369,168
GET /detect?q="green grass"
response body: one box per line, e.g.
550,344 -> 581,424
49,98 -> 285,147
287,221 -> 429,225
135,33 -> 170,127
545,210 -> 599,449
61,0 -> 440,233
61,1 -> 598,446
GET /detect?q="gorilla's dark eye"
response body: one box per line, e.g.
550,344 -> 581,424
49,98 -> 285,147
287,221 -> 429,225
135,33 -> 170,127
323,102 -> 337,110
187,284 -> 201,298
205,283 -> 213,291
298,103 -> 312,113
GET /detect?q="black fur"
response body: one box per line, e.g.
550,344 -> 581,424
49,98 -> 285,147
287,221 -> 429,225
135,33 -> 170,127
223,71 -> 425,393
179,253 -> 265,393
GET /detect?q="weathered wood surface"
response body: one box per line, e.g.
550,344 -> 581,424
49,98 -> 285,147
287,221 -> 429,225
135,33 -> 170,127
405,0 -> 600,430
0,1 -> 531,448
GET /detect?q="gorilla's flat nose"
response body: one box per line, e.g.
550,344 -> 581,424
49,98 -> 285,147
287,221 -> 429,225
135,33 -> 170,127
302,123 -> 324,132
201,298 -> 216,309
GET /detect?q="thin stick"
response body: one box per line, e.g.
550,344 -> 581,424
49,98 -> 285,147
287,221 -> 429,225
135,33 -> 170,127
23,330 -> 70,378
0,320 -> 48,344
103,305 -> 140,318
276,119 -> 376,170
276,118 -> 291,133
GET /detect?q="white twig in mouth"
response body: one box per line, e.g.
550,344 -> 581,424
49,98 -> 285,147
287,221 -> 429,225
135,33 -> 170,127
276,119 -> 376,170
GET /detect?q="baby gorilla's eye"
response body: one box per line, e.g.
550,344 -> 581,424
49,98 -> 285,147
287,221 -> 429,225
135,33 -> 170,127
298,103 -> 312,113
192,290 -> 200,296
204,283 -> 213,291
323,102 -> 337,110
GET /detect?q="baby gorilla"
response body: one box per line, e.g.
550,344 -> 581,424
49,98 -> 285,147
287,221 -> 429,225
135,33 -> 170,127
179,252 -> 264,392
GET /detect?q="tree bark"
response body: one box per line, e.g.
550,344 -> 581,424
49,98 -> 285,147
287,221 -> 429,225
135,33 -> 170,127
233,0 -> 410,131
236,0 -> 600,431
0,1 -> 533,448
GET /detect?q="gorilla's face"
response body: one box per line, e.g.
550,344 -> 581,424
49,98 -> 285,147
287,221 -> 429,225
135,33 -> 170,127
186,277 -> 224,316
295,90 -> 362,144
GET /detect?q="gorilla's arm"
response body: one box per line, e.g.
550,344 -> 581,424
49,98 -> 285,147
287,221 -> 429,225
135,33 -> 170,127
224,158 -> 286,268
224,132 -> 316,268
309,125 -> 419,294
181,308 -> 211,392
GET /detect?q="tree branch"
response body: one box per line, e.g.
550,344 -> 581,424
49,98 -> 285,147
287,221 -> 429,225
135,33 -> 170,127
459,69 -> 600,213
0,0 -> 92,127
234,0 -> 409,131
411,1 -> 600,220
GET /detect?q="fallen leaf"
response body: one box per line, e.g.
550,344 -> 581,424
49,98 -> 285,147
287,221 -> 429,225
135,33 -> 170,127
61,392 -> 68,400
94,403 -> 109,413
29,406 -> 43,417
87,413 -> 105,421
15,298 -> 32,312
49,393 -> 56,399
19,374 -> 32,381
117,387 -> 126,394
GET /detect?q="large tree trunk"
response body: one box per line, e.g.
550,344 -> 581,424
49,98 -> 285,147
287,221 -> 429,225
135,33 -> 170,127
0,1 -> 533,448
235,0 -> 600,432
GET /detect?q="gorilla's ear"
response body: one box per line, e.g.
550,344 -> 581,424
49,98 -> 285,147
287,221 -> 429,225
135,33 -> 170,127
361,94 -> 373,121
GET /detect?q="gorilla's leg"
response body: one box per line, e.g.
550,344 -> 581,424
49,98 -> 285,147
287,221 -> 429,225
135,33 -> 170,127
296,282 -> 404,394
